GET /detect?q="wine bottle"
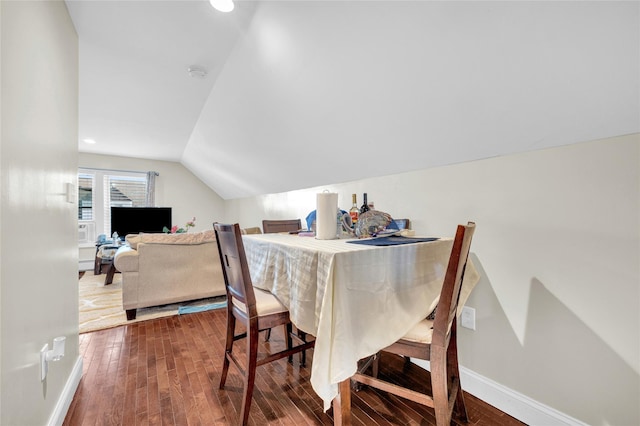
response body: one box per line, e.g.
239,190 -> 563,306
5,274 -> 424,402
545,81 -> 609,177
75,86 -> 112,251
360,193 -> 370,214
349,194 -> 359,226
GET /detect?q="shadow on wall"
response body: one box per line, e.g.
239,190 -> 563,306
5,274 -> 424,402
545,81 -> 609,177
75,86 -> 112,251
522,278 -> 639,426
461,256 -> 639,425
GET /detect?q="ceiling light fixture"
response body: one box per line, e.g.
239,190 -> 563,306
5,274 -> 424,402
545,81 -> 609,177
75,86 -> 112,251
82,138 -> 96,144
209,0 -> 234,13
188,66 -> 208,79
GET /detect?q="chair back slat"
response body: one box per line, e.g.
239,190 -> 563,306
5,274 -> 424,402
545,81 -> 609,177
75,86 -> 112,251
214,223 -> 257,316
262,219 -> 302,234
432,222 -> 476,347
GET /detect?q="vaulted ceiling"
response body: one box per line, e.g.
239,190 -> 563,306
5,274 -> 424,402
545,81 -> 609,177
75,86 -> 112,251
68,1 -> 639,200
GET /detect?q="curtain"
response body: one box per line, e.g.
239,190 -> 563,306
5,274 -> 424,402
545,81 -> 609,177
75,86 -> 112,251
146,171 -> 159,207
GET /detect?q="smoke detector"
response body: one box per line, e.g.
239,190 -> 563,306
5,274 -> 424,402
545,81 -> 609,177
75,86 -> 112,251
188,66 -> 208,79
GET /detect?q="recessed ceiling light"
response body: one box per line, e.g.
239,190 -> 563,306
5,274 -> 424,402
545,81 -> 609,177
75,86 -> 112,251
209,0 -> 234,13
82,139 -> 96,144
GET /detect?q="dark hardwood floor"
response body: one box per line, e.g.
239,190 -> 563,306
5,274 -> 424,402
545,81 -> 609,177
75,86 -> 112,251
63,308 -> 526,426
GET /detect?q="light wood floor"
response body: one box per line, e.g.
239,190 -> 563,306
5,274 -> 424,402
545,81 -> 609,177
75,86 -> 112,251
63,308 -> 526,426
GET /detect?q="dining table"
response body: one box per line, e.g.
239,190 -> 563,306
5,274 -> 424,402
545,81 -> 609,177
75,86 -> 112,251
241,232 -> 480,425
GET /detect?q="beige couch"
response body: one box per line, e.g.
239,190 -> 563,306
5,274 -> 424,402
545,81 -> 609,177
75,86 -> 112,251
114,230 -> 226,320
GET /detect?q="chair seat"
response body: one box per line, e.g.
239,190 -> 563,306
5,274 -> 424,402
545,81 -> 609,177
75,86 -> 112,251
401,319 -> 434,344
232,287 -> 288,316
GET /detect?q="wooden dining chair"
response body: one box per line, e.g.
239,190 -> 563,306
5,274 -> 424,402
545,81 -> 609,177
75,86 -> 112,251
213,223 -> 315,426
261,218 -> 302,341
351,222 -> 476,426
262,219 -> 302,234
393,218 -> 410,230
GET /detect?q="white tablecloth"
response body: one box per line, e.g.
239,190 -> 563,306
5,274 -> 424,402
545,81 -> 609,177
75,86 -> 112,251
242,234 -> 479,411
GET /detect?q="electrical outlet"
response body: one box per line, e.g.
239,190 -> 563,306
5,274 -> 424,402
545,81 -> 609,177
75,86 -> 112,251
461,306 -> 476,330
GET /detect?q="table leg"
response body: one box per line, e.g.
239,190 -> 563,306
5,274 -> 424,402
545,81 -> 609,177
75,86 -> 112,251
104,263 -> 117,285
333,379 -> 352,426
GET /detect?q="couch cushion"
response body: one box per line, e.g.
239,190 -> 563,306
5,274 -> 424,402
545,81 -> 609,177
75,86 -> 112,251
137,230 -> 217,245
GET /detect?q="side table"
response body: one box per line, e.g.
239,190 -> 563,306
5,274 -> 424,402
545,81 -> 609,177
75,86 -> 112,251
94,243 -> 120,285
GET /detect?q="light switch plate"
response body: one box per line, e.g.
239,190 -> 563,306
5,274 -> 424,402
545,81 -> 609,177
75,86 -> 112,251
461,306 -> 476,330
66,182 -> 76,203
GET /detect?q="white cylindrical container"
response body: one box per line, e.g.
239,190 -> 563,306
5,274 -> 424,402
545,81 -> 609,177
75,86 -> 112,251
316,191 -> 338,240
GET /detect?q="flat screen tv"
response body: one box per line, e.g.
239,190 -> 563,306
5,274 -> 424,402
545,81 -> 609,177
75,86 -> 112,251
110,207 -> 172,239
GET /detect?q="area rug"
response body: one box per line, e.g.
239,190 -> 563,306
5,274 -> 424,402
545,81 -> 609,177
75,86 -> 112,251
79,272 -> 227,334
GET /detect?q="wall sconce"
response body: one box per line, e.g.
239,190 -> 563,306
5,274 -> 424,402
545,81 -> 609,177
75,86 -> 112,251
40,336 -> 66,381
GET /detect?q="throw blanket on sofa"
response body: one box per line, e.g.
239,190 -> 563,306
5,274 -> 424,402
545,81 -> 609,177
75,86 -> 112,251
126,230 -> 217,249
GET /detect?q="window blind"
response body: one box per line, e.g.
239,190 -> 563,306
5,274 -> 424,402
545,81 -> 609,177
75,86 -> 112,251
102,174 -> 148,235
78,173 -> 94,220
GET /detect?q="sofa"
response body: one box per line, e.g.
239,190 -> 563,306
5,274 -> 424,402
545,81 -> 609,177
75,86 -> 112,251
113,230 -> 226,320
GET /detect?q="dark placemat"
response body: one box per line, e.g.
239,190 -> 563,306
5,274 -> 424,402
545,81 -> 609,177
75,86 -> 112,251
347,236 -> 439,246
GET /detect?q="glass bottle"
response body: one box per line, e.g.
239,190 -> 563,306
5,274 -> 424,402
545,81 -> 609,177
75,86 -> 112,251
349,194 -> 359,227
360,193 -> 370,215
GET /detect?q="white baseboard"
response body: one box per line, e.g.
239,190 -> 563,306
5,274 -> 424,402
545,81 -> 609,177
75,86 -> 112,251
48,356 -> 83,426
411,359 -> 587,426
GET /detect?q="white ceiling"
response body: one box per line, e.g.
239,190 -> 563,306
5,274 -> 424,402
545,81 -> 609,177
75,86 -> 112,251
69,1 -> 639,200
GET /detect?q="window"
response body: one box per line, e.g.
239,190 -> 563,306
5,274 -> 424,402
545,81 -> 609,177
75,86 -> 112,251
78,173 -> 94,220
78,168 -> 150,239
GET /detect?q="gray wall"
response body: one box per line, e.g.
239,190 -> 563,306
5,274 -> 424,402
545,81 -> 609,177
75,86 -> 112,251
224,134 -> 640,425
1,1 -> 79,424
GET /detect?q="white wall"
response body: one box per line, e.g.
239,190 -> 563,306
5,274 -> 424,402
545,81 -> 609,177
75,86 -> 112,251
224,134 -> 640,426
77,153 -> 225,264
1,1 -> 80,425
185,1 -> 639,200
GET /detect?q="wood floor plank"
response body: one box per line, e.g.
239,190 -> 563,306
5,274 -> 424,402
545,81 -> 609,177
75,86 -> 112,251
64,308 -> 526,426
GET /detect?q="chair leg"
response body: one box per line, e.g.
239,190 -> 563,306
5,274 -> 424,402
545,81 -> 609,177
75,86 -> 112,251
286,323 -> 294,363
430,346 -> 451,426
448,326 -> 469,422
298,330 -> 307,367
452,365 -> 469,423
403,355 -> 411,369
239,324 -> 260,426
265,328 -> 271,341
372,352 -> 380,378
219,313 -> 235,389
353,353 -> 378,392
